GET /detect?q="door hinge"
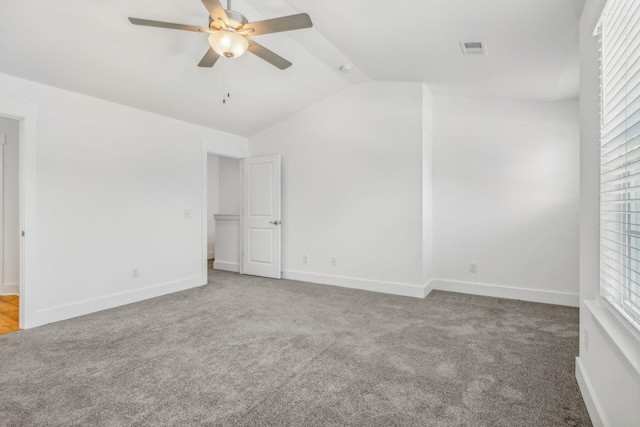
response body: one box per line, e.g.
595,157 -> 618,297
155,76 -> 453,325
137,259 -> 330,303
22,230 -> 25,237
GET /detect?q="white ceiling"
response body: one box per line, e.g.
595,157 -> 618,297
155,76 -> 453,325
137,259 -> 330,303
0,0 -> 584,136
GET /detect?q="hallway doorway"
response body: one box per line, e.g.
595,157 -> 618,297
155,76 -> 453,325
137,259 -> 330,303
0,116 -> 20,335
0,99 -> 37,330
0,295 -> 18,334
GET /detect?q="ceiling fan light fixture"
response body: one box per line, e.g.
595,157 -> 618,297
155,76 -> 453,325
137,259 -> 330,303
208,31 -> 249,58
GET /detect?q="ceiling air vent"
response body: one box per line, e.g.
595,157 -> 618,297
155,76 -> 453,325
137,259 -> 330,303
460,40 -> 487,55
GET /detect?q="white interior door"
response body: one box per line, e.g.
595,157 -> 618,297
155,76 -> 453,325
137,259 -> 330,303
242,155 -> 281,278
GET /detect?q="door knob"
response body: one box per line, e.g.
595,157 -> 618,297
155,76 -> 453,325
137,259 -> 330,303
270,220 -> 281,225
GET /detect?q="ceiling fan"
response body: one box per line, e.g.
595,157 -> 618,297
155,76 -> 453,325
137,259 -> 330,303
128,0 -> 313,70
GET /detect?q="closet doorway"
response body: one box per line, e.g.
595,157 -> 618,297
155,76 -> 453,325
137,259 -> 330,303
206,154 -> 242,274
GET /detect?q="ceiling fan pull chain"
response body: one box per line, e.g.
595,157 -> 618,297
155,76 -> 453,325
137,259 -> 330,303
221,58 -> 231,105
227,59 -> 231,102
227,63 -> 231,100
222,58 -> 227,104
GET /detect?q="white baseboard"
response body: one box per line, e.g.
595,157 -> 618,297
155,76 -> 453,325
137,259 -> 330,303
282,270 -> 430,299
0,283 -> 19,295
575,357 -> 605,427
34,275 -> 207,328
432,279 -> 579,307
207,251 -> 215,260
423,280 -> 434,298
213,261 -> 239,272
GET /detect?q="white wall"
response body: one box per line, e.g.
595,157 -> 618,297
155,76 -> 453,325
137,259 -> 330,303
247,83 -> 580,306
218,156 -> 241,214
207,154 -> 220,259
0,116 -> 19,295
576,1 -> 640,425
249,81 -> 432,297
0,72 -> 248,327
432,96 -> 580,306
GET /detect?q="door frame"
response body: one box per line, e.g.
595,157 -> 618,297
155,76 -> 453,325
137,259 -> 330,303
0,98 -> 37,329
200,143 -> 245,281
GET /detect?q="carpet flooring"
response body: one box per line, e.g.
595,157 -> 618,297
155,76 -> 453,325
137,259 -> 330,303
0,270 -> 590,426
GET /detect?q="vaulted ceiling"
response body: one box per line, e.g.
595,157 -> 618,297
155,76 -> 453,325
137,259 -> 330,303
0,0 -> 584,136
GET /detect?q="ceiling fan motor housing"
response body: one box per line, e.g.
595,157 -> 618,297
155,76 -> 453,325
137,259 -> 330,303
209,9 -> 248,30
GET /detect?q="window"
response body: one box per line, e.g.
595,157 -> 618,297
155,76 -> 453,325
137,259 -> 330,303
599,0 -> 640,332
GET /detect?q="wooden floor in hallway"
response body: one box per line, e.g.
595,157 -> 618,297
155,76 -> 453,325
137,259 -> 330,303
0,295 -> 19,335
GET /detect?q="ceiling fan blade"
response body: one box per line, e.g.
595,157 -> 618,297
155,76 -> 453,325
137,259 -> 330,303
128,17 -> 207,33
247,41 -> 292,70
201,0 -> 229,26
242,13 -> 312,36
198,48 -> 220,68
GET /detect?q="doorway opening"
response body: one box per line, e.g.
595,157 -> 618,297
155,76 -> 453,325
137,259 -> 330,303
206,154 -> 242,276
0,116 -> 19,335
0,117 -> 20,335
0,116 -> 26,335
0,100 -> 36,331
200,149 -> 281,282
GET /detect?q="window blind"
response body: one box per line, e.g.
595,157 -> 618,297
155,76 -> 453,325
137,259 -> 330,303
600,0 -> 640,332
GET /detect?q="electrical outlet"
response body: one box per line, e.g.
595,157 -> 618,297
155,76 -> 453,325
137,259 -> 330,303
132,267 -> 140,279
330,257 -> 337,267
303,254 -> 309,264
584,327 -> 590,352
470,262 -> 478,273
183,209 -> 192,219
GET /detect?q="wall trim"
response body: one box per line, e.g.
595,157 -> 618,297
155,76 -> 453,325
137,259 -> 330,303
282,270 -> 429,299
0,282 -> 19,295
432,279 -> 579,307
575,357 -> 605,427
34,275 -> 207,327
213,261 -> 239,272
208,251 -> 215,260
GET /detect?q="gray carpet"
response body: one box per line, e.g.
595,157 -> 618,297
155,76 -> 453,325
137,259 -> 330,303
0,270 -> 590,426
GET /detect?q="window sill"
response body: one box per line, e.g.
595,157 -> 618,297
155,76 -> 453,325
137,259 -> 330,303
585,299 -> 640,377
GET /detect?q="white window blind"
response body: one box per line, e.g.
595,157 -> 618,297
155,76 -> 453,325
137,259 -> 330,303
600,0 -> 640,332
